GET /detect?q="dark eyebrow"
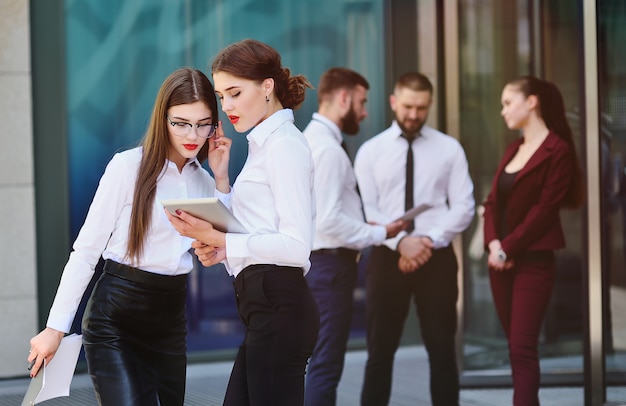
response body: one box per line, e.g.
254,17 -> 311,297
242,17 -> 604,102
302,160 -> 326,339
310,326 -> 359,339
170,116 -> 212,122
221,86 -> 240,93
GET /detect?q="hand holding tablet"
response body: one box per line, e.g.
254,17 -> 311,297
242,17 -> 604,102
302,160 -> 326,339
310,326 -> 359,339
161,197 -> 248,233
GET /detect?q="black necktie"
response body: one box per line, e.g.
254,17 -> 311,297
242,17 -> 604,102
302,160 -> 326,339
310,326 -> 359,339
404,135 -> 414,233
341,140 -> 350,159
343,140 -> 365,220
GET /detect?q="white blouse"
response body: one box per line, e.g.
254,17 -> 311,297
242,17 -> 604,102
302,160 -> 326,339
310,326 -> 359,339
224,109 -> 315,277
47,147 -> 230,333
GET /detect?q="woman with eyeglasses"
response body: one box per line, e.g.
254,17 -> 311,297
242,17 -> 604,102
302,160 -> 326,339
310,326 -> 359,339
166,39 -> 319,406
27,67 -> 231,406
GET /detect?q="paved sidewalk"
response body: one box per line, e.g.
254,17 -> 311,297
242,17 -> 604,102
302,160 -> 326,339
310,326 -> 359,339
1,346 -> 624,405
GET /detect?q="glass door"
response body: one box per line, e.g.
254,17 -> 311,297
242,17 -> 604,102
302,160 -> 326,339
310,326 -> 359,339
458,0 -> 585,384
598,1 -> 626,400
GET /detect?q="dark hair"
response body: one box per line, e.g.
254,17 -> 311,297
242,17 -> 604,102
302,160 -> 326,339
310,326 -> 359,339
127,67 -> 218,263
394,72 -> 433,94
507,75 -> 585,209
317,67 -> 369,104
211,39 -> 312,110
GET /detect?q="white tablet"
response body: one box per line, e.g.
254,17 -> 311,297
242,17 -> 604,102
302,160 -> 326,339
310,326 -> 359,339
394,203 -> 433,222
161,197 -> 248,233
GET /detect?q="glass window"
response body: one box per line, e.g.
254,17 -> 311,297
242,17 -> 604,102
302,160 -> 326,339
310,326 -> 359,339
598,1 -> 626,395
63,0 -> 386,354
459,0 -> 585,381
459,0 -> 536,377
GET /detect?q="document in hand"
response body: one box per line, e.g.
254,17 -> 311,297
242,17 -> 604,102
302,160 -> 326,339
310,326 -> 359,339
21,333 -> 83,405
394,203 -> 432,222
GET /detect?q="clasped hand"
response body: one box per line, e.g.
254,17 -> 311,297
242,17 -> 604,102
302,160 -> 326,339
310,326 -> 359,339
487,248 -> 514,272
397,236 -> 434,273
486,240 -> 514,272
192,240 -> 226,267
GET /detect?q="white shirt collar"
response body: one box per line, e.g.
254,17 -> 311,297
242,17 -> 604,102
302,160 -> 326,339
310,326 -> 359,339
247,109 -> 295,147
311,112 -> 343,144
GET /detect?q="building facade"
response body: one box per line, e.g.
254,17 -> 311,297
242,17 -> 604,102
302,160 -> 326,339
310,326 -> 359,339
1,1 -> 624,404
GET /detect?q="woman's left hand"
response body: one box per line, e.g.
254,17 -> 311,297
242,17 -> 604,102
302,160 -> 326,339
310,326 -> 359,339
164,208 -> 226,248
487,249 -> 514,272
191,240 -> 226,267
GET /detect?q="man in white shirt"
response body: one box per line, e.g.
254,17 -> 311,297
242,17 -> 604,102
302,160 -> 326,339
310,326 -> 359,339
354,72 -> 475,406
303,67 -> 405,406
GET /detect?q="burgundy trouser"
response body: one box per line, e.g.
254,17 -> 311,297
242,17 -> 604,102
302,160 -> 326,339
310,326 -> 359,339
489,255 -> 555,406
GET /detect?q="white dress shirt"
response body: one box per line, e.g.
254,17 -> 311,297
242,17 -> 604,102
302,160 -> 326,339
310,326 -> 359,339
47,147 -> 230,333
303,113 -> 386,251
224,109 -> 315,277
354,121 -> 475,251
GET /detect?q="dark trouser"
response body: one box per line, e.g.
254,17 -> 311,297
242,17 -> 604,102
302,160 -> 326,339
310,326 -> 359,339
82,260 -> 188,406
305,249 -> 359,406
489,254 -> 555,406
361,245 -> 459,406
224,264 -> 320,406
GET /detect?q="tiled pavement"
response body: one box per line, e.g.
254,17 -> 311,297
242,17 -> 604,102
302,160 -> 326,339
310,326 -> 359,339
1,346 -> 624,405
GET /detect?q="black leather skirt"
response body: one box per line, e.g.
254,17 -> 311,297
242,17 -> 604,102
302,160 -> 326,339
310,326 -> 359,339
81,260 -> 188,406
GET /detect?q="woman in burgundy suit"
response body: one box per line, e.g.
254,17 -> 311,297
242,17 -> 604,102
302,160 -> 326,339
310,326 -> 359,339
483,76 -> 585,406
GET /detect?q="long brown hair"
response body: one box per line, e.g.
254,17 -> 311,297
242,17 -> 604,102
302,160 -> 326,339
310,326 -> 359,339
126,67 -> 218,263
211,38 -> 312,110
507,75 -> 585,209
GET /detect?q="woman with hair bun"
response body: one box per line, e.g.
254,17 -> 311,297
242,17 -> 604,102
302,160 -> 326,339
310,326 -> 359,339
483,75 -> 585,406
167,39 -> 319,405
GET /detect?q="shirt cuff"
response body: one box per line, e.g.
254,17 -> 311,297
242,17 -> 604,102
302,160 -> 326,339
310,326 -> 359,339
215,189 -> 232,209
387,230 -> 409,251
372,225 -> 387,244
427,228 -> 447,249
46,312 -> 73,334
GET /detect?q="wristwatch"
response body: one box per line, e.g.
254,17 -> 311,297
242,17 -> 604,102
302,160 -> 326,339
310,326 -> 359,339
497,248 -> 507,262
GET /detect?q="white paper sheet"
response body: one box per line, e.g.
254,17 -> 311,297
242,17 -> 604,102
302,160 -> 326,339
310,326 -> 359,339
21,333 -> 83,405
393,203 -> 432,222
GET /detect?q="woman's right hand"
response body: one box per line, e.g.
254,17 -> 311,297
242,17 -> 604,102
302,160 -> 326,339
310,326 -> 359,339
208,121 -> 232,193
28,327 -> 65,377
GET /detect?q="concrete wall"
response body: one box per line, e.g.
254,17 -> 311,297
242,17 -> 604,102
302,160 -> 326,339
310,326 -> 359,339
0,0 -> 38,378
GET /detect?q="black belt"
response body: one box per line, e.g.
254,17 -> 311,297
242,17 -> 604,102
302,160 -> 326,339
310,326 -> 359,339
311,247 -> 360,262
103,259 -> 187,290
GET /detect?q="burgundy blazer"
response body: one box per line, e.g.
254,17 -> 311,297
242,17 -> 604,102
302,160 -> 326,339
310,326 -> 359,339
482,131 -> 575,258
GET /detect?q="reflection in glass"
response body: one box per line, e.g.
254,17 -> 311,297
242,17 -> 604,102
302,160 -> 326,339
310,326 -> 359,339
64,0 -> 386,356
459,0 -> 585,381
598,1 -> 626,396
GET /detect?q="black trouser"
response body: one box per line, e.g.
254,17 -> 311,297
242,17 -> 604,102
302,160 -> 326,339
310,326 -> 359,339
82,260 -> 188,406
224,264 -> 320,406
361,245 -> 459,406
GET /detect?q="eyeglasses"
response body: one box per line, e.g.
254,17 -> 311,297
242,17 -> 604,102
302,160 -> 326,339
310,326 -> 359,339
167,116 -> 218,139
